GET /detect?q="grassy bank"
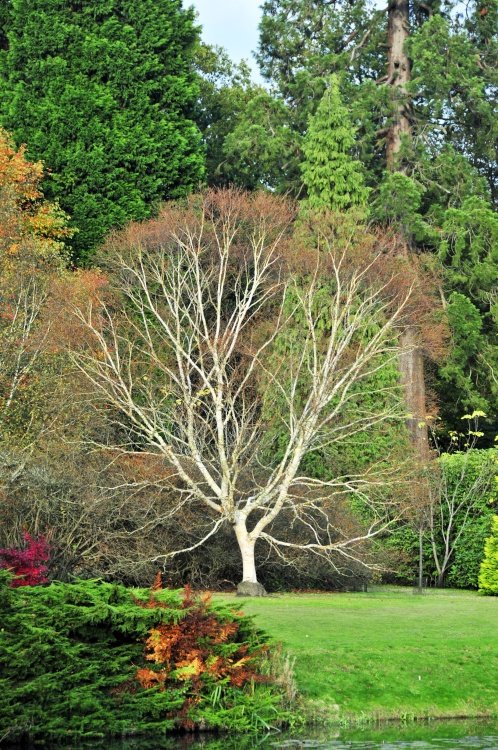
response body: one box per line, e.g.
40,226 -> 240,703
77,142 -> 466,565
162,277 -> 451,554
218,587 -> 498,723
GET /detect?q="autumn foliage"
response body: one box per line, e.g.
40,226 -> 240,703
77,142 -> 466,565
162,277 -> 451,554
0,576 -> 294,742
0,128 -> 71,269
0,531 -> 50,587
135,576 -> 267,728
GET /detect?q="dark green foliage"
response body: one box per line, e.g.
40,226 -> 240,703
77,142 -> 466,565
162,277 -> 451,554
436,200 -> 498,436
0,0 -> 204,262
0,575 -> 293,743
371,173 -> 434,245
436,293 -> 492,428
194,45 -> 280,190
438,449 -> 497,588
255,0 -> 497,207
479,515 -> 498,595
408,12 -> 497,207
449,514 -> 494,589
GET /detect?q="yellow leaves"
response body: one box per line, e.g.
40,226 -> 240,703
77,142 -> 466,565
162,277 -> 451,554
174,657 -> 203,680
0,128 -> 71,270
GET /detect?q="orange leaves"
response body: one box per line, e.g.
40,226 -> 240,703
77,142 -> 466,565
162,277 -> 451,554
212,621 -> 238,644
0,132 -> 44,204
144,624 -> 183,666
42,269 -> 110,354
135,668 -> 166,690
0,128 -> 72,270
135,580 -> 268,710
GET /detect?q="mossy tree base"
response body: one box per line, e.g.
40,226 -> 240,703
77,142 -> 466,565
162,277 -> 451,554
237,581 -> 267,597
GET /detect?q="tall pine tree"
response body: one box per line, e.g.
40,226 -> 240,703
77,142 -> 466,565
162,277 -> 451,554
228,0 -> 498,438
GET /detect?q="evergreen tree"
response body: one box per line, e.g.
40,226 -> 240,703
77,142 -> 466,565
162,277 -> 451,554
0,0 -> 204,263
301,75 -> 369,211
479,515 -> 498,595
248,0 -> 498,437
254,0 -> 497,208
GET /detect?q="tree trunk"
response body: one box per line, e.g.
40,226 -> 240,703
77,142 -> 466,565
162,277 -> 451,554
386,0 -> 411,169
399,326 -> 429,456
387,0 -> 430,459
418,524 -> 424,591
233,521 -> 267,596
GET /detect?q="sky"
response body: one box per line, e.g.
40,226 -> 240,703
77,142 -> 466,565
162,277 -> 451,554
189,0 -> 263,76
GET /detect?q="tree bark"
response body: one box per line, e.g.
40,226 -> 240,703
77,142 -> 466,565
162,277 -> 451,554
399,326 -> 429,456
234,521 -> 267,596
386,0 -> 430,458
418,524 -> 424,591
386,0 -> 411,169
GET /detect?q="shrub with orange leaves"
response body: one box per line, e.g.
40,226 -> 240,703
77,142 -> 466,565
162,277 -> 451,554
134,578 -> 271,728
1,576 -> 298,742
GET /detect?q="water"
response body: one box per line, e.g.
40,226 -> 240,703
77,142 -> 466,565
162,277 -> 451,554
82,720 -> 498,750
8,720 -> 498,749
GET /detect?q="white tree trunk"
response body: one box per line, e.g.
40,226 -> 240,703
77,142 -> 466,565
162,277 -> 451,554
234,520 -> 266,596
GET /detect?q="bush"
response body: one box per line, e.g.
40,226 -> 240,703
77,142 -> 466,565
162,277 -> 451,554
0,574 -> 297,743
0,531 -> 50,587
479,515 -> 498,595
441,449 -> 497,588
379,448 -> 497,588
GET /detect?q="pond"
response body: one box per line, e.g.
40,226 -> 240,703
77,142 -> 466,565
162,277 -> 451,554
28,720 -> 495,750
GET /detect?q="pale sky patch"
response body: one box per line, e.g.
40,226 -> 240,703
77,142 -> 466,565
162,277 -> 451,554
189,0 -> 263,78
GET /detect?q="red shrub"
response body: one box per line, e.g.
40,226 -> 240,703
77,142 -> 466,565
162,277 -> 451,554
0,532 -> 50,587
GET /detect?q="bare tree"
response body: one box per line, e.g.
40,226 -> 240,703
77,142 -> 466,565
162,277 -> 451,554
426,416 -> 495,587
0,272 -> 50,455
73,191 -> 413,595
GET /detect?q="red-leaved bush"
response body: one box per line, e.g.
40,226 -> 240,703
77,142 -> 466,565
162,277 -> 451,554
0,532 -> 50,587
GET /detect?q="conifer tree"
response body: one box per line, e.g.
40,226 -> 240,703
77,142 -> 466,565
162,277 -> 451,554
301,76 -> 369,212
250,0 -> 498,438
0,0 -> 204,263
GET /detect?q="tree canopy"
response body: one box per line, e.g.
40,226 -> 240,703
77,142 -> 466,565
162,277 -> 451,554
0,0 -> 204,262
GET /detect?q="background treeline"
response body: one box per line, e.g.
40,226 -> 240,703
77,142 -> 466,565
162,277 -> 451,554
0,0 -> 496,591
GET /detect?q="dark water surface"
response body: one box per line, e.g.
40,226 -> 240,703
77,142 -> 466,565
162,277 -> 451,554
56,720 -> 498,750
9,720 -> 498,750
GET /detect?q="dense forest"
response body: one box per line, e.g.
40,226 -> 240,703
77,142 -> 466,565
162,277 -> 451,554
0,0 -> 497,595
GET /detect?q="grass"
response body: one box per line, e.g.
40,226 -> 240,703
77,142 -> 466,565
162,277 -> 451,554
216,586 -> 498,723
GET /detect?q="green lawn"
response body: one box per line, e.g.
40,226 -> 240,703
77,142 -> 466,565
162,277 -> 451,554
216,587 -> 498,722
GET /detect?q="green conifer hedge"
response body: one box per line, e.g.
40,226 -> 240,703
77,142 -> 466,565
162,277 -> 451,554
0,574 -> 294,743
0,0 -> 205,262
